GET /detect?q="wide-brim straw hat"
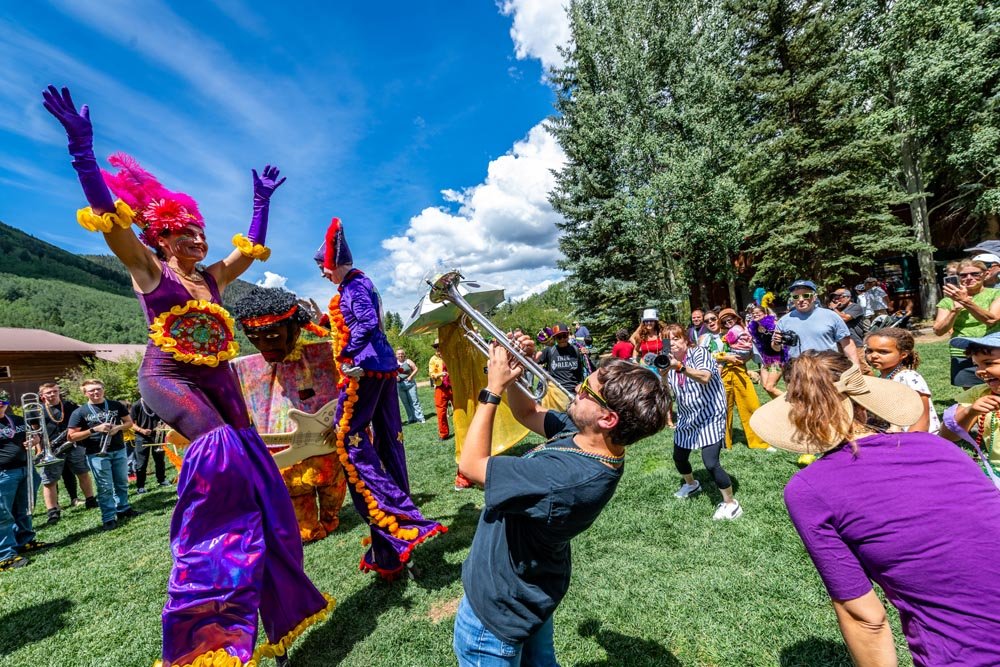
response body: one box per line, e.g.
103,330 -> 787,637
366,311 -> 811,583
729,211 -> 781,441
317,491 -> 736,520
749,364 -> 923,454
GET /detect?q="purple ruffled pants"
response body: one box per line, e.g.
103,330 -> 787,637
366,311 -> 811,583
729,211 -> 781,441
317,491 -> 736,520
140,355 -> 328,666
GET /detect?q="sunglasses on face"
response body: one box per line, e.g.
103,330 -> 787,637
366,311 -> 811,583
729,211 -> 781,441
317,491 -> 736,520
704,317 -> 718,323
959,272 -> 983,278
790,293 -> 815,302
577,375 -> 610,410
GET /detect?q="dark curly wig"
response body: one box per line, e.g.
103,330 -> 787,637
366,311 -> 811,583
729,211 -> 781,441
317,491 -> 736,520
231,286 -> 312,331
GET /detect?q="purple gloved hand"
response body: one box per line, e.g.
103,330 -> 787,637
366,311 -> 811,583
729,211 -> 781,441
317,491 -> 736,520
41,85 -> 115,214
247,165 -> 286,245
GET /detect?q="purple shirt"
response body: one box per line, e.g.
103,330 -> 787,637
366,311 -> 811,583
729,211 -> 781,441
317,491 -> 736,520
336,269 -> 396,372
784,432 -> 1000,667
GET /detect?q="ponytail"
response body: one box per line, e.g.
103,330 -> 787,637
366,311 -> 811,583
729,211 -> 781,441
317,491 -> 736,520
783,351 -> 854,449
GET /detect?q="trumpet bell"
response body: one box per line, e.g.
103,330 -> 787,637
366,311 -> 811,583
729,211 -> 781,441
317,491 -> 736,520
401,273 -> 505,335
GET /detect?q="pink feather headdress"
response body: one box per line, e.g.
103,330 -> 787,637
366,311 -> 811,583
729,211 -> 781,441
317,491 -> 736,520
101,153 -> 204,247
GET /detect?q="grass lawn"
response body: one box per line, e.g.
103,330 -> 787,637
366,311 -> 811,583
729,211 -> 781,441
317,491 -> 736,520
0,339 -> 965,666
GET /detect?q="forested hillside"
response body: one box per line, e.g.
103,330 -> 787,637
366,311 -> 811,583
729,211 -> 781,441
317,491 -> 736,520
1,221 -> 256,344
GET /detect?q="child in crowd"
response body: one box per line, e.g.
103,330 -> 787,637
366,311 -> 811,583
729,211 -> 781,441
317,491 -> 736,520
610,329 -> 634,360
721,314 -> 754,361
940,332 -> 1000,485
864,328 -> 939,433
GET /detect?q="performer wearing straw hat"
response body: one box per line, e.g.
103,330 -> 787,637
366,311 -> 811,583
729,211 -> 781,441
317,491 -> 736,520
316,217 -> 446,579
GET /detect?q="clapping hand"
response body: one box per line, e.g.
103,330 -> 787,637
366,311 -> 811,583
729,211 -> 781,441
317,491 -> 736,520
252,165 -> 286,201
41,85 -> 93,145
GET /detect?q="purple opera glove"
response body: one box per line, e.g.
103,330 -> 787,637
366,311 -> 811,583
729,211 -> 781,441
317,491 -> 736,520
247,165 -> 286,245
41,85 -> 115,214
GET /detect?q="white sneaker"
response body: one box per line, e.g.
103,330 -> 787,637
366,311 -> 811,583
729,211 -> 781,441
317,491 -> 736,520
713,500 -> 743,520
674,480 -> 701,499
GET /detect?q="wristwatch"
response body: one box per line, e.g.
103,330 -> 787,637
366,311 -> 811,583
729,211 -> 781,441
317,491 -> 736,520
477,388 -> 502,405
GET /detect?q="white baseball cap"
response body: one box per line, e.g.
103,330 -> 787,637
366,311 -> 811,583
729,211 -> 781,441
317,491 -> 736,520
973,253 -> 1000,265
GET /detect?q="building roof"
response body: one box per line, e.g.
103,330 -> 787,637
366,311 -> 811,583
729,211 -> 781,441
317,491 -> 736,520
0,328 -> 97,354
94,344 -> 147,362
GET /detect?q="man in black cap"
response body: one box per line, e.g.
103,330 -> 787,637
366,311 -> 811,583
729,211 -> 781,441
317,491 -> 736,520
538,323 -> 585,395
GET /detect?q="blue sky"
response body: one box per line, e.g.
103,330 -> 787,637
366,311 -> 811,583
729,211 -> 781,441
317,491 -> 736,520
0,1 -> 571,314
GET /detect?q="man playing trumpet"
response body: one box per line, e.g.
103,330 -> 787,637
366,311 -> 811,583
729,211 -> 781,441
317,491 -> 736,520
67,379 -> 139,532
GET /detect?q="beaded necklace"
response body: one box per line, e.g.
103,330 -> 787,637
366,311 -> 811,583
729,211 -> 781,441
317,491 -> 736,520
525,442 -> 625,467
975,411 -> 997,462
44,399 -> 64,424
882,366 -> 904,381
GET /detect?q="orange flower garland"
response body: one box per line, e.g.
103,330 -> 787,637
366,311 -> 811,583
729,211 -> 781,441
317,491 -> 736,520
327,294 -> 420,542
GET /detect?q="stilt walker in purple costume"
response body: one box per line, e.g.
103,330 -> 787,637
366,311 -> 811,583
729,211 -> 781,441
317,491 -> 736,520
42,86 -> 332,667
317,217 -> 447,580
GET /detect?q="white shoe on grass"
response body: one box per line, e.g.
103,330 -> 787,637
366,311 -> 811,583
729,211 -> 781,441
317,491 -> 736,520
713,500 -> 743,520
674,480 -> 701,499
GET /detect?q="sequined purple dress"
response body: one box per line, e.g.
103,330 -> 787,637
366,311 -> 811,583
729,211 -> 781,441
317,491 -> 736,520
137,264 -> 329,667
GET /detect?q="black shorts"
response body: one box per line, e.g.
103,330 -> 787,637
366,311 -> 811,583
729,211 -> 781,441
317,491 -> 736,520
38,445 -> 88,484
951,355 -> 983,388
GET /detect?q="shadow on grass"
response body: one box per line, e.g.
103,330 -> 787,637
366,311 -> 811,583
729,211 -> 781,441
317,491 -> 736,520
691,471 -> 740,506
779,637 -> 852,666
0,596 -> 74,654
575,619 -> 682,666
407,500 -> 481,592
293,577 -> 412,666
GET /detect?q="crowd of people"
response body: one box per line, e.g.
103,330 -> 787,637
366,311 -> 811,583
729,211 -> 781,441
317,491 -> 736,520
2,84 -> 998,667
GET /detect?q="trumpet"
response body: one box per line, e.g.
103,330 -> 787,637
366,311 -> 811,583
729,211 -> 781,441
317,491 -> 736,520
95,417 -> 119,457
20,393 -> 62,514
427,270 -> 573,404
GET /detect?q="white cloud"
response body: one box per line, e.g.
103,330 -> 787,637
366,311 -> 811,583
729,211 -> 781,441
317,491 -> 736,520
498,0 -> 571,71
378,122 -> 567,315
256,271 -> 288,289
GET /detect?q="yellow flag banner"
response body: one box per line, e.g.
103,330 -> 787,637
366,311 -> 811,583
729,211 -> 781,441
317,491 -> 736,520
440,322 -> 572,465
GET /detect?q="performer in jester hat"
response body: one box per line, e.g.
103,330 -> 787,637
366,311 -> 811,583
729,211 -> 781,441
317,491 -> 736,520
231,286 -> 348,543
42,85 -> 331,667
316,217 -> 447,579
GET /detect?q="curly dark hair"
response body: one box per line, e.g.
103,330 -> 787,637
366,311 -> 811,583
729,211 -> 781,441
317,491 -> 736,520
231,286 -> 311,331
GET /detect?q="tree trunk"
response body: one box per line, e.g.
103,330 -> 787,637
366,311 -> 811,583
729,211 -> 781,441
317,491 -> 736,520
900,134 -> 938,317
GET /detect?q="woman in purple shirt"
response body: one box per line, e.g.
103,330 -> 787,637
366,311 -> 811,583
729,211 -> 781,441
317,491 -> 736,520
751,350 -> 1000,667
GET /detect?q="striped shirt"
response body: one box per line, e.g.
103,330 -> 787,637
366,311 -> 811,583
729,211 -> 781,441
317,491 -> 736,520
666,346 -> 727,449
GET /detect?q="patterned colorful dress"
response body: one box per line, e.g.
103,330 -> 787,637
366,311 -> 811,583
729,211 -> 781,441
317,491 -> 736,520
137,264 -> 331,667
232,341 -> 347,543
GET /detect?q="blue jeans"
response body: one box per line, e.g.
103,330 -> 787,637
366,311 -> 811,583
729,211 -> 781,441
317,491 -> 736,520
0,466 -> 38,561
397,379 -> 424,423
87,448 -> 131,523
453,596 -> 559,667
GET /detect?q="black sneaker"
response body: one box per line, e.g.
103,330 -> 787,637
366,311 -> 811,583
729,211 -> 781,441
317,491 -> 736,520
0,556 -> 28,571
16,540 -> 49,554
46,509 -> 61,526
117,508 -> 142,519
101,520 -> 118,532
84,496 -> 99,510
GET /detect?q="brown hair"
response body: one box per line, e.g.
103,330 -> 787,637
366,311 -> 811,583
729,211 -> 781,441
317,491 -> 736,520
630,319 -> 667,349
38,382 -> 59,392
782,351 -> 856,450
598,359 -> 670,446
80,378 -> 105,390
864,327 -> 920,369
662,323 -> 691,345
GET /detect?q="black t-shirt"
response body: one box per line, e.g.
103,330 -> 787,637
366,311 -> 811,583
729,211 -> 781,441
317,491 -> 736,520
540,344 -> 584,393
0,413 -> 29,470
129,400 -> 161,436
68,400 -> 129,455
461,411 -> 623,643
837,302 -> 866,345
43,400 -> 79,443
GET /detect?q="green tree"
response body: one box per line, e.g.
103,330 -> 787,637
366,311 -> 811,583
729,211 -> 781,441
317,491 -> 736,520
729,0 -> 923,291
58,353 -> 143,404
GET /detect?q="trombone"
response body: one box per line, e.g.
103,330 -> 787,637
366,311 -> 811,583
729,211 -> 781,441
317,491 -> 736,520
20,393 -> 62,514
427,270 -> 573,404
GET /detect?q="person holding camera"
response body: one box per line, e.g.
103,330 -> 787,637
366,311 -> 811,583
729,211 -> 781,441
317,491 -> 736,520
933,258 -> 1000,387
771,280 -> 860,366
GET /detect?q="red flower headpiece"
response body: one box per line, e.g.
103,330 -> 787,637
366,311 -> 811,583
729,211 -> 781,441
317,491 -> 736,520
102,152 -> 204,248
